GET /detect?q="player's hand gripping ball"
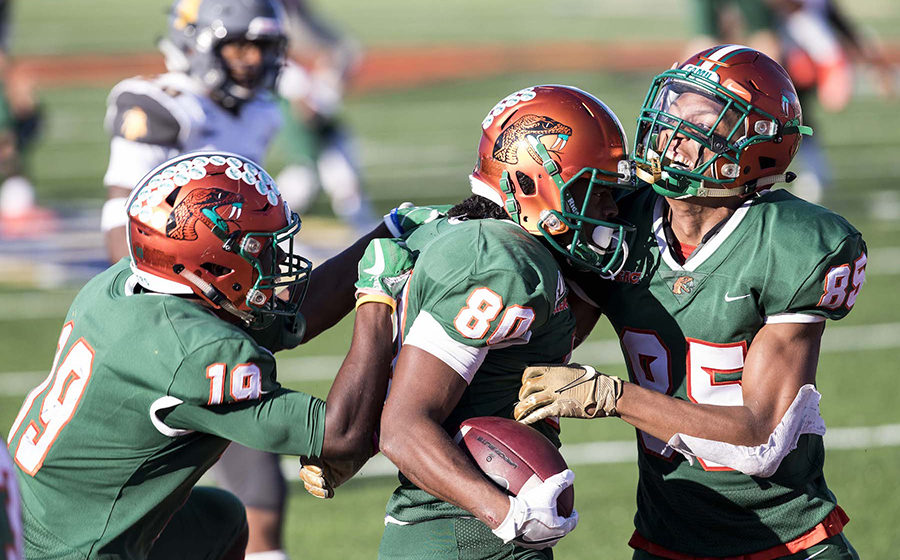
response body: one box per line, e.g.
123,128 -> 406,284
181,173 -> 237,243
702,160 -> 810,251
455,416 -> 574,517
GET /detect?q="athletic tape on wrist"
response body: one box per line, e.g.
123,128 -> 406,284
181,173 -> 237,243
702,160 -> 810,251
355,293 -> 396,311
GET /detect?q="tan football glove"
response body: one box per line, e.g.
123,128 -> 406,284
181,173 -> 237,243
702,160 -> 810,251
298,457 -> 360,499
514,364 -> 624,425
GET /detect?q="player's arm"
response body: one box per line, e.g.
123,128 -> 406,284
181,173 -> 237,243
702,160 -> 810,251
380,345 -> 511,526
318,301 -> 393,459
381,345 -> 576,547
616,320 -> 823,446
161,303 -> 394,459
564,280 -> 603,348
296,221 -> 390,342
102,81 -> 182,262
298,203 -> 449,343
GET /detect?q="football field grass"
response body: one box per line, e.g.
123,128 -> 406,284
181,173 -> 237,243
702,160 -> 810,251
3,0 -> 900,557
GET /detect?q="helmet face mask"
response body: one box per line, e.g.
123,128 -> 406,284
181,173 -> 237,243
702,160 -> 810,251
164,0 -> 287,108
128,152 -> 311,326
633,45 -> 813,199
534,165 -> 631,278
471,85 -> 636,278
239,221 -> 311,324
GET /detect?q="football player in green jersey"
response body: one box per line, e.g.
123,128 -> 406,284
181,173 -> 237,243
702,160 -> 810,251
515,46 -> 866,559
370,85 -> 636,559
6,151 -> 408,560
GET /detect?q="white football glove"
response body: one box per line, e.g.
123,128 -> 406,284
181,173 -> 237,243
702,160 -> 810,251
491,469 -> 579,549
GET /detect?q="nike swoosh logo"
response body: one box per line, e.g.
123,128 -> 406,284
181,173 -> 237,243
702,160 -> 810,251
804,548 -> 828,560
724,293 -> 752,302
363,240 -> 386,276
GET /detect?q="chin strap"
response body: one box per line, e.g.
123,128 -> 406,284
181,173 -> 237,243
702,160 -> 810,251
692,172 -> 797,197
174,265 -> 255,324
499,171 -> 522,225
638,151 -> 797,198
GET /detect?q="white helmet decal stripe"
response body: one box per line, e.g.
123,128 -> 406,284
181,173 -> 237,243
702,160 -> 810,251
698,44 -> 746,71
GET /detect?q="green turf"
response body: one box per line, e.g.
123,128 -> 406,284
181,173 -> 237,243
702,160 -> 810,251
12,0 -> 900,53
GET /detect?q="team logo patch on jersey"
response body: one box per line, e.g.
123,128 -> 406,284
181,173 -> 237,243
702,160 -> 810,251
493,115 -> 572,165
166,188 -> 244,241
120,106 -> 149,141
660,270 -> 710,303
671,275 -> 694,295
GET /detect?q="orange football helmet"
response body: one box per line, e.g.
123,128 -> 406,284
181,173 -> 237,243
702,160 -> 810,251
127,152 -> 311,326
633,44 -> 813,198
470,85 -> 634,277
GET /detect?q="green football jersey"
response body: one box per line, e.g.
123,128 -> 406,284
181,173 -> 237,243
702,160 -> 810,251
1,446 -> 23,560
574,187 -> 866,557
384,217 -> 576,525
7,260 -> 325,559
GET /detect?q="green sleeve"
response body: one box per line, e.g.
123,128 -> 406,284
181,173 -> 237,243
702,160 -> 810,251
161,387 -> 326,457
169,335 -> 280,406
786,234 -> 867,320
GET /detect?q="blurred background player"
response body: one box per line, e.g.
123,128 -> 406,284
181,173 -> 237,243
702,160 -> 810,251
685,0 -> 780,56
772,0 -> 896,202
274,0 -> 378,234
102,0 -> 286,262
686,0 -> 896,203
100,1 -> 295,558
0,0 -> 50,238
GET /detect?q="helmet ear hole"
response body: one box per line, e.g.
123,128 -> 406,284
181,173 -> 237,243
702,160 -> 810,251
515,171 -> 536,195
201,262 -> 233,278
758,156 -> 777,170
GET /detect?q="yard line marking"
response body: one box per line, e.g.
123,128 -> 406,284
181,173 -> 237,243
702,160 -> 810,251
3,321 -> 900,393
279,423 -> 900,480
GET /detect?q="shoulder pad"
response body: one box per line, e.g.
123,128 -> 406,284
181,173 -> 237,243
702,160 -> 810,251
106,78 -> 184,146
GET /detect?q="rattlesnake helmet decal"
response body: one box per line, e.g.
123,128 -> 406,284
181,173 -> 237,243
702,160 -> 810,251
492,114 -> 573,165
166,187 -> 244,241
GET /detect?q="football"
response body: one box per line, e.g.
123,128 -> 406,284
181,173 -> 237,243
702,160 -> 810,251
455,416 -> 574,517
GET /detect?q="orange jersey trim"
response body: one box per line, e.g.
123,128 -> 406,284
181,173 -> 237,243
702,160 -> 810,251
628,506 -> 849,560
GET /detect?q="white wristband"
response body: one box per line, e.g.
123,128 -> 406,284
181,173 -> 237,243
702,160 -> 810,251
101,197 -> 129,232
491,496 -> 519,544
